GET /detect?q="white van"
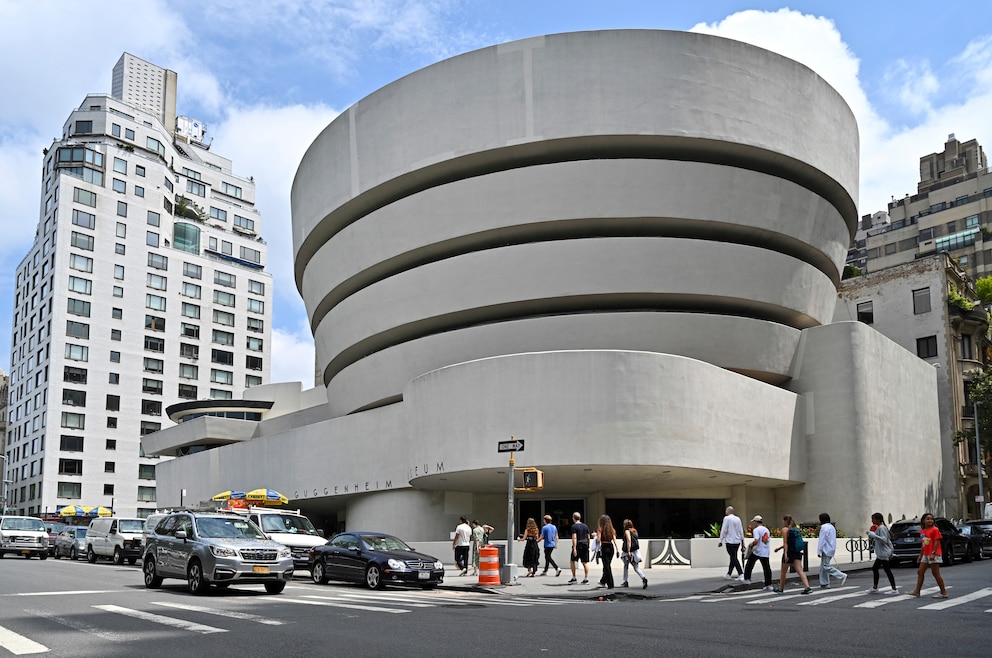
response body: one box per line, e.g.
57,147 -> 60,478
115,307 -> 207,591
243,508 -> 325,570
86,517 -> 145,565
0,516 -> 49,559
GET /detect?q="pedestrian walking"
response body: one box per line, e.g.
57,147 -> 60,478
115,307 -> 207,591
568,512 -> 591,584
620,519 -> 648,589
816,512 -> 847,588
909,512 -> 949,598
539,515 -> 561,576
469,520 -> 494,577
597,514 -> 619,590
773,514 -> 812,594
518,517 -> 541,577
717,506 -> 744,579
451,516 -> 472,575
865,513 -> 898,594
741,515 -> 773,590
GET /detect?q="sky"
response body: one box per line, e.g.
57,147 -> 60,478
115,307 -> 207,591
3,0 -> 992,388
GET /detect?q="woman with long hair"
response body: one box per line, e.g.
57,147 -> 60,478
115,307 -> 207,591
909,512 -> 948,598
865,512 -> 898,594
773,514 -> 811,594
518,517 -> 541,577
597,514 -> 619,590
620,519 -> 648,589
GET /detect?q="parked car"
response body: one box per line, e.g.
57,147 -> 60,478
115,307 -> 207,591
308,531 -> 444,590
0,516 -> 49,559
959,520 -> 992,559
142,510 -> 294,595
45,522 -> 67,557
241,507 -> 325,571
890,517 -> 972,566
53,527 -> 88,560
86,517 -> 145,565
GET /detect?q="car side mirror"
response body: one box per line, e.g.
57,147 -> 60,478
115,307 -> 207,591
176,530 -> 187,541
318,529 -> 325,537
351,546 -> 362,554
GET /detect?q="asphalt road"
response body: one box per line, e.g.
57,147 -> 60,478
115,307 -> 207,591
1,554 -> 991,656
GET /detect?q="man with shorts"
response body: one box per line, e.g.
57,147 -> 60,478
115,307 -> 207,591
568,512 -> 591,584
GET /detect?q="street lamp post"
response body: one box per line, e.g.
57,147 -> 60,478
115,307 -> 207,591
976,401 -> 986,518
1,454 -> 10,514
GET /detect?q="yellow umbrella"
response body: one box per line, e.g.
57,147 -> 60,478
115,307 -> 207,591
59,505 -> 92,517
245,488 -> 289,506
88,506 -> 113,517
211,490 -> 246,501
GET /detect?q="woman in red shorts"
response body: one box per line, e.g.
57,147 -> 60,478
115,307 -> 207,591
909,512 -> 949,598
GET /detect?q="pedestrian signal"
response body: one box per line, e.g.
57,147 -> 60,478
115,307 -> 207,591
521,469 -> 544,490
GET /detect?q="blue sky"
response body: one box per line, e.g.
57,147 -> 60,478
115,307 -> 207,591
3,0 -> 992,387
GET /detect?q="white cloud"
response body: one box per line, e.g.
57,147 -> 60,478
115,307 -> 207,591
884,60 -> 939,115
270,322 -> 318,388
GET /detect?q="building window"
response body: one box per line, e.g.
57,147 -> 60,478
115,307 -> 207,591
113,286 -> 124,297
247,336 -> 263,351
108,372 -> 119,385
916,335 -> 938,359
69,253 -> 94,273
57,482 -> 82,499
114,264 -> 125,280
143,357 -> 164,373
106,439 -> 117,450
106,394 -> 120,411
179,363 -> 198,379
180,343 -> 199,359
210,207 -> 227,222
246,355 -> 263,371
181,302 -> 201,319
138,464 -> 156,480
70,232 -> 94,251
147,210 -> 160,227
248,279 -> 265,295
135,164 -> 145,177
213,310 -> 235,326
240,246 -> 261,263
62,389 -> 86,406
247,318 -> 264,333
182,282 -> 201,298
213,290 -> 235,307
141,400 -> 162,416
125,127 -> 135,140
64,343 -> 89,361
246,375 -> 262,388
211,349 -> 234,365
144,336 -> 165,353
962,334 -> 974,360
147,273 -> 168,290
67,298 -> 91,317
68,276 -> 92,295
64,366 -> 88,384
59,459 -> 83,475
112,123 -> 121,137
210,389 -> 234,400
966,214 -> 980,228
913,288 -> 931,314
212,330 -> 234,346
61,412 -> 85,429
148,252 -> 169,270
60,435 -> 84,451
221,241 -> 233,256
184,262 -> 202,279
174,222 -> 200,254
112,307 -> 123,319
109,351 -> 121,363
179,384 -> 198,399
74,120 -> 93,134
117,201 -> 127,217
113,178 -> 126,193
146,231 -> 159,247
222,182 -> 242,198
66,320 -> 90,339
145,294 -> 166,311
210,369 -> 233,385
72,209 -> 96,229
107,417 -> 118,428
142,378 -> 163,395
186,180 -> 206,197
234,215 -> 254,231
115,243 -> 126,255
137,486 -> 157,502
111,329 -> 122,341
73,187 -> 97,207
214,271 -> 236,287
181,323 -> 200,339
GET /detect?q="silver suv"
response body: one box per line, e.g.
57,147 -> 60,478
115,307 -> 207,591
142,510 -> 294,595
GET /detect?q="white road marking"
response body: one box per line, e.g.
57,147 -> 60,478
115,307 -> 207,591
701,591 -> 779,602
287,596 -> 409,614
853,586 -> 942,608
151,601 -> 285,625
797,587 -> 866,606
0,625 -> 48,655
746,588 -> 834,604
918,587 -> 992,610
9,590 -> 119,597
93,604 -> 227,634
24,609 -> 126,642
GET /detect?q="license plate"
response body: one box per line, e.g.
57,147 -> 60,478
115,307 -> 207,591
252,566 -> 269,574
21,550 -> 30,555
418,571 -> 430,580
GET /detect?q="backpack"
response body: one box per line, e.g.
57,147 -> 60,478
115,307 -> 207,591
629,532 -> 639,552
789,527 -> 805,553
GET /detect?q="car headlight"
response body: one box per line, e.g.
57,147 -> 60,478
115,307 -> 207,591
209,545 -> 238,558
387,559 -> 407,570
434,560 -> 444,570
279,547 -> 292,558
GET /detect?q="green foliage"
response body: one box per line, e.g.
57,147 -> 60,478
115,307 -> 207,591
976,276 -> 992,304
842,264 -> 863,279
948,283 -> 976,311
956,368 -> 992,460
703,522 -> 721,538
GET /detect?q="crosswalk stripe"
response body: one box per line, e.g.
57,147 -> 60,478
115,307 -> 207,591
151,602 -> 285,625
918,587 -> 992,611
746,589 -> 828,605
24,608 -> 125,642
288,596 -> 409,613
0,625 -> 48,655
11,590 -> 119,597
93,604 -> 227,634
702,591 -> 778,602
853,586 -> 942,608
798,588 -> 866,606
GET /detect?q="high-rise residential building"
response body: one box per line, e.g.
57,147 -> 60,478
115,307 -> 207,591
1,368 -> 9,513
6,53 -> 271,518
848,134 -> 992,275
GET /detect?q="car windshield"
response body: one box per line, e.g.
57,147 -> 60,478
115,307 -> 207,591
892,523 -> 921,535
195,517 -> 266,539
118,520 -> 144,533
1,518 -> 46,532
259,514 -> 318,535
74,528 -> 88,538
360,535 -> 412,552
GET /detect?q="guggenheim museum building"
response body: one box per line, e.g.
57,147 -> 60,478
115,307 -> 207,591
146,30 -> 942,540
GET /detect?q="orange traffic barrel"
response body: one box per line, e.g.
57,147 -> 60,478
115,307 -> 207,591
478,545 -> 500,586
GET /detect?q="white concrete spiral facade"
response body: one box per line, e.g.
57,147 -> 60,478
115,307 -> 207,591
292,29 -> 859,416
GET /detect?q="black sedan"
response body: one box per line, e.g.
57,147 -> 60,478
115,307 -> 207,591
959,520 -> 992,559
890,517 -> 972,566
308,532 -> 445,590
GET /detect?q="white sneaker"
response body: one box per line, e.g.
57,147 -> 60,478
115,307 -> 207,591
762,585 -> 775,591
742,579 -> 751,585
864,587 -> 878,594
883,588 -> 899,596
723,574 -> 733,580
736,575 -> 746,583
838,573 -> 848,587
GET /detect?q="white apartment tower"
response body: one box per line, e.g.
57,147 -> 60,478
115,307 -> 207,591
5,53 -> 271,518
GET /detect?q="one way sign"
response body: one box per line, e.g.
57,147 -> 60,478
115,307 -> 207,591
497,439 -> 525,452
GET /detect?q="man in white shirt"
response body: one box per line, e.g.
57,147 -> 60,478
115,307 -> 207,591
717,506 -> 744,579
452,516 -> 472,576
817,512 -> 847,588
741,515 -> 773,589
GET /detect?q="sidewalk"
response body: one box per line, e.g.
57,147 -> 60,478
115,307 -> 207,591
439,558 -> 880,599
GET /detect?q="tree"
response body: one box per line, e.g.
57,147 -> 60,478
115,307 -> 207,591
956,368 -> 992,461
976,276 -> 992,304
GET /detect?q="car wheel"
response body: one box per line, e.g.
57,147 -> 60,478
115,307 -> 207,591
264,581 -> 287,594
128,558 -> 137,566
143,557 -> 163,589
942,545 -> 954,566
365,564 -> 384,590
69,546 -> 77,561
421,584 -> 437,590
187,559 -> 209,595
24,553 -> 32,559
53,550 -> 61,560
113,547 -> 124,565
311,560 -> 328,585
86,546 -> 97,564
963,544 -> 973,563
40,554 -> 47,561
